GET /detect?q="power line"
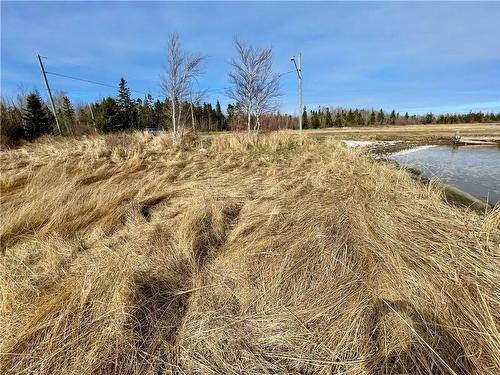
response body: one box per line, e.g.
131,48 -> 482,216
45,68 -> 294,102
45,71 -> 153,96
278,70 -> 295,77
45,70 -> 229,99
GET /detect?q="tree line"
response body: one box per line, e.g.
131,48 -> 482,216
1,33 -> 499,147
301,107 -> 500,129
2,88 -> 499,147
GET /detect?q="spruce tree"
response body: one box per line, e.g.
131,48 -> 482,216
354,109 -> 364,125
377,109 -> 385,125
117,78 -> 135,129
94,97 -> 121,133
118,78 -> 132,107
61,96 -> 75,133
311,110 -> 320,129
153,100 -> 164,129
423,112 -> 434,124
325,107 -> 333,128
389,110 -> 396,125
333,111 -> 343,128
215,100 -> 225,131
62,96 -> 74,121
346,109 -> 354,125
140,93 -> 153,129
369,111 -> 376,125
302,106 -> 308,129
22,93 -> 53,140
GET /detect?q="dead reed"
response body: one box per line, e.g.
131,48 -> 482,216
0,131 -> 498,374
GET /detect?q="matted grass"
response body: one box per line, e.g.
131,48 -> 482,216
0,132 -> 499,374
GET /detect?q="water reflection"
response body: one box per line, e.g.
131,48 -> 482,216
390,146 -> 500,204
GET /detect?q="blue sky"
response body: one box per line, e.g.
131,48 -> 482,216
1,1 -> 500,115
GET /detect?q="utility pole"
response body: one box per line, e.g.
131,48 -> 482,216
291,52 -> 303,134
298,52 -> 302,134
37,54 -> 62,135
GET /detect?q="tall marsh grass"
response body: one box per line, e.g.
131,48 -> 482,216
0,131 -> 499,374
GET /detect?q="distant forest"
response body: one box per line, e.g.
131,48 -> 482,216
1,76 -> 499,147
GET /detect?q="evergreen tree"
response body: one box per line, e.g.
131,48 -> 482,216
62,96 -> 74,121
215,100 -> 226,131
389,110 -> 396,125
117,78 -> 136,129
333,111 -> 343,128
139,93 -> 154,129
94,97 -> 121,133
302,106 -> 309,129
117,78 -> 132,109
22,92 -> 53,140
423,112 -> 434,124
61,96 -> 75,133
325,107 -> 333,128
404,112 -> 409,121
153,100 -> 165,130
353,109 -> 364,125
311,110 -> 321,129
376,109 -> 385,125
346,109 -> 354,125
369,110 -> 376,125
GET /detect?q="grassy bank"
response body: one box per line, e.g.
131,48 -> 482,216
1,132 -> 499,374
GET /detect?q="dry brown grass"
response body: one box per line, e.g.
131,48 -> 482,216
307,123 -> 500,142
0,131 -> 499,374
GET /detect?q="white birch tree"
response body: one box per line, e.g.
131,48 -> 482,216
161,33 -> 205,144
227,40 -> 280,136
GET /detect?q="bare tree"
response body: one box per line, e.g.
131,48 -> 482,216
227,40 -> 280,136
227,40 -> 255,135
253,57 -> 280,133
161,33 -> 205,144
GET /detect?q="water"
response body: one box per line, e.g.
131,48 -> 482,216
390,145 -> 500,204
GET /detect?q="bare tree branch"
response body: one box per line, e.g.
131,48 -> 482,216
227,39 -> 281,135
161,32 -> 206,144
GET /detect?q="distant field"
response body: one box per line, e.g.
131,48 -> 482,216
306,123 -> 500,142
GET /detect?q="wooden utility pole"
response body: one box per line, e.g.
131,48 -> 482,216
37,54 -> 62,135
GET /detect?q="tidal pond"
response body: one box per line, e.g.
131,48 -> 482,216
390,145 -> 500,204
